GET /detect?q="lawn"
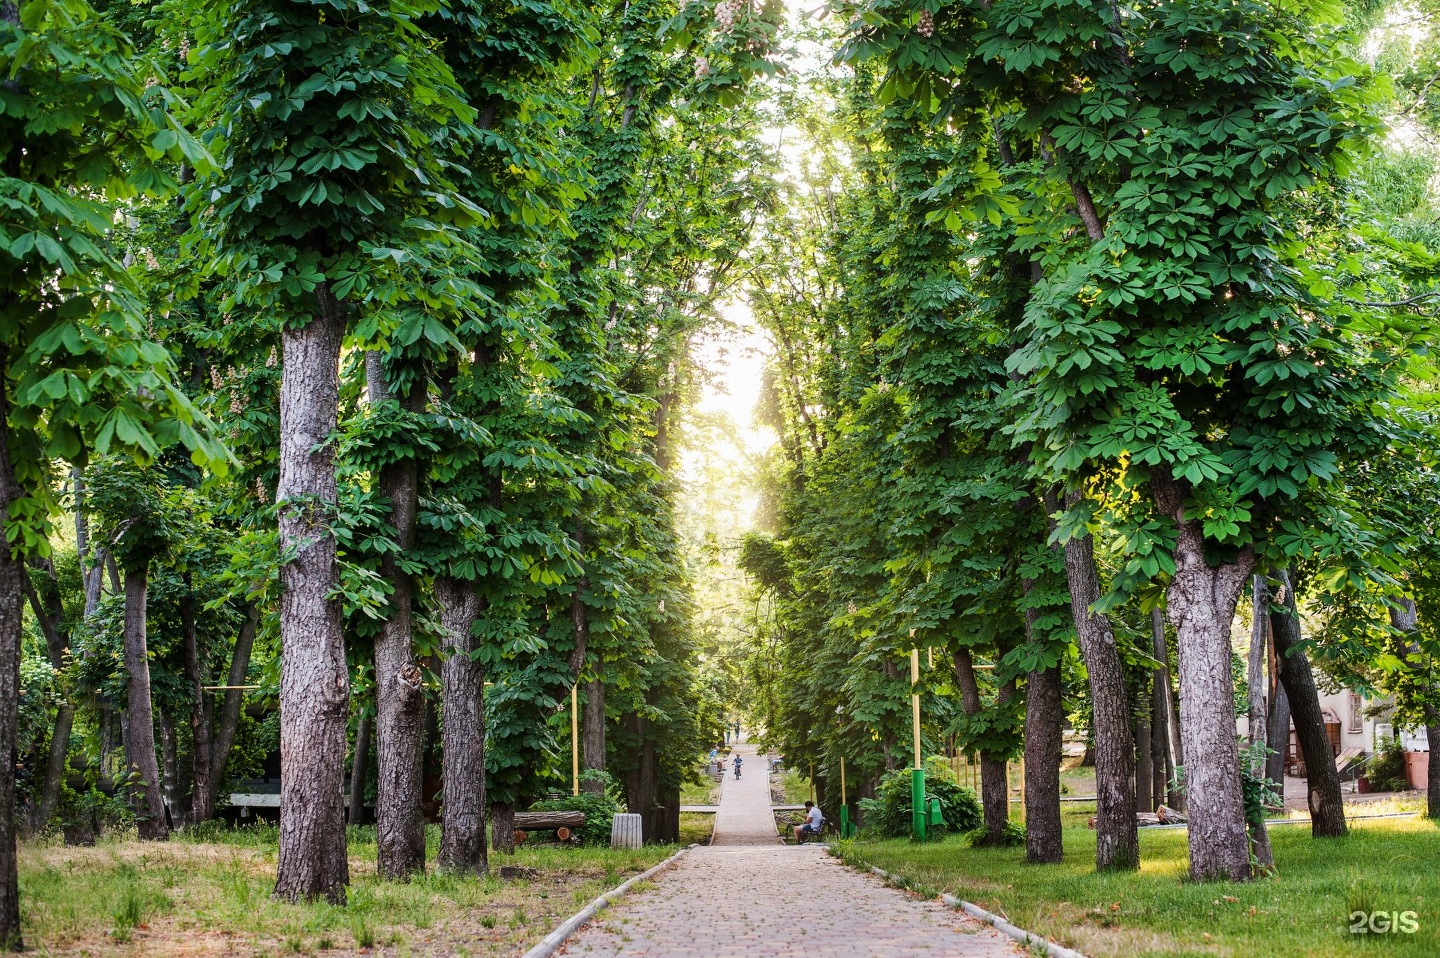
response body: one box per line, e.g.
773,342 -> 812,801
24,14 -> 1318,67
19,824 -> 674,957
769,767 -> 811,805
679,812 -> 714,846
835,815 -> 1440,957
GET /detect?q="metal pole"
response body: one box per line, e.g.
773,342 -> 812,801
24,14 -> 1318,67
571,683 -> 579,796
840,756 -> 851,838
910,645 -> 925,841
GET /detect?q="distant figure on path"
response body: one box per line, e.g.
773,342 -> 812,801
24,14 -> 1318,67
794,800 -> 824,844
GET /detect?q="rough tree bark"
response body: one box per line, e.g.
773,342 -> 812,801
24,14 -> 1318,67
1151,608 -> 1178,809
207,603 -> 259,811
954,647 -> 1013,844
122,567 -> 169,840
1243,581 -> 1275,871
1386,598 -> 1440,819
181,577 -> 215,825
1062,492 -> 1137,870
1154,476 -> 1253,881
22,561 -> 73,834
1269,568 -> 1345,839
369,356 -> 427,879
1134,687 -> 1153,814
0,350 -> 25,949
490,803 -> 515,856
273,284 -> 350,903
581,677 -> 605,793
437,577 -> 487,874
1023,662 -> 1063,863
1265,639 -> 1290,791
348,707 -> 371,826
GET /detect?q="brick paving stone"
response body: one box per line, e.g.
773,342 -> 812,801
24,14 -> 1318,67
562,739 -> 1022,958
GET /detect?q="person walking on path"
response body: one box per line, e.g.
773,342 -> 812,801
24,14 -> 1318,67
793,800 -> 824,844
565,736 -> 1022,957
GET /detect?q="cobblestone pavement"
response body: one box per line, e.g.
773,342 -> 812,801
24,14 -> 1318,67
562,739 -> 1022,958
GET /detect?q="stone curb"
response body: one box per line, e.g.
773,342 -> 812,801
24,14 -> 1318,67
854,859 -> 1088,958
520,844 -> 693,958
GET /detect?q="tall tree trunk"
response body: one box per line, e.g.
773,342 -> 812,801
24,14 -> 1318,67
1134,688 -> 1154,813
954,647 -> 1012,844
490,803 -> 515,856
274,284 -> 349,904
1154,477 -> 1252,881
0,360 -> 25,949
22,560 -> 73,834
348,707 -> 371,826
1269,568 -> 1345,839
1061,493 -> 1137,871
1386,598 -> 1440,819
1427,718 -> 1440,821
1023,664 -> 1063,863
369,357 -> 427,880
181,578 -> 215,825
1265,638 -> 1290,791
1151,609 -> 1177,809
122,566 -> 169,840
207,603 -> 259,810
581,677 -> 605,793
437,577 -> 486,874
158,711 -> 180,826
1246,577 -> 1268,771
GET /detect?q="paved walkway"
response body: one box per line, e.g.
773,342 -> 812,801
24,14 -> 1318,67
562,737 -> 1022,958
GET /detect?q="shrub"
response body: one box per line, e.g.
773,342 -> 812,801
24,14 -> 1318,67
858,761 -> 982,839
1367,736 -> 1409,792
528,791 -> 619,846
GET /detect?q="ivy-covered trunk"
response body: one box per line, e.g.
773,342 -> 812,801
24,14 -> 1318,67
122,566 -> 169,840
1023,664 -> 1063,863
0,368 -> 24,949
1061,497 -> 1137,871
1269,569 -> 1345,839
274,286 -> 350,903
371,363 -> 427,879
437,576 -> 486,874
24,557 -> 73,834
581,677 -> 605,793
1157,478 -> 1253,881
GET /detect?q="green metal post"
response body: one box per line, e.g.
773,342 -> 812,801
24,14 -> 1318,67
839,804 -> 851,839
911,767 -> 926,841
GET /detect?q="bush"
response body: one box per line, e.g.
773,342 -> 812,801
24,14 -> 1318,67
858,760 -> 982,839
528,791 -> 619,846
1367,736 -> 1409,792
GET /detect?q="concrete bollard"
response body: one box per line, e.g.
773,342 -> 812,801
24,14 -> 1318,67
611,813 -> 644,849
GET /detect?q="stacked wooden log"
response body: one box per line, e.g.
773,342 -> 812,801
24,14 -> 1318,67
512,810 -> 584,845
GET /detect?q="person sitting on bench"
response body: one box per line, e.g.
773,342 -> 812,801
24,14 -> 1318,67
793,801 -> 824,844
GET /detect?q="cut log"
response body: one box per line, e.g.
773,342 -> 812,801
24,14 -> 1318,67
555,826 -> 572,842
513,830 -> 529,845
514,811 -> 584,830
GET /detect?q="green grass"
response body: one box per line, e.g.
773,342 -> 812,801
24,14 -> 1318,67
771,767 -> 811,805
679,812 -> 715,846
836,816 -> 1440,957
679,776 -> 719,805
20,823 -> 673,956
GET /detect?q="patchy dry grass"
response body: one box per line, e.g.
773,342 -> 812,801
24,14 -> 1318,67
837,815 -> 1440,957
20,824 -> 672,957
